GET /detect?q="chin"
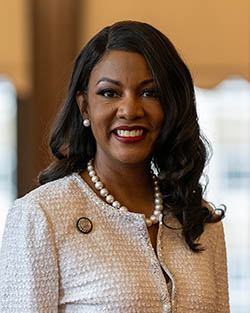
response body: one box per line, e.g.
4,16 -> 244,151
112,152 -> 151,166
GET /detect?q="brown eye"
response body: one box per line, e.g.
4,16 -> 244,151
141,88 -> 158,98
97,88 -> 119,98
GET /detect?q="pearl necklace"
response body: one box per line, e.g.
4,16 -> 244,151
87,159 -> 164,227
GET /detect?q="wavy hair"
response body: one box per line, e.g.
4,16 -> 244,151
39,20 -> 224,251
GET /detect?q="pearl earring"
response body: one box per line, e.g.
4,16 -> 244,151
83,119 -> 90,127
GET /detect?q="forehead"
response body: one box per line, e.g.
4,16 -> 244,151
89,50 -> 152,85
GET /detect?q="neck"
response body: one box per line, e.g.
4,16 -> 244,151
84,157 -> 163,227
85,156 -> 155,216
95,157 -> 152,190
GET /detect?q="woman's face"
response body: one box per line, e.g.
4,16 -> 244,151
77,50 -> 164,166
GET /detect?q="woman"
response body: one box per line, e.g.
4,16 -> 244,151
0,21 -> 229,312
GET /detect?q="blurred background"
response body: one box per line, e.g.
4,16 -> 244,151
0,0 -> 249,311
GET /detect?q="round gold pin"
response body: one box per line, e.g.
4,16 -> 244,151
76,217 -> 93,234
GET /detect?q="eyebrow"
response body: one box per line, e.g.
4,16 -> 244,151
96,77 -> 154,87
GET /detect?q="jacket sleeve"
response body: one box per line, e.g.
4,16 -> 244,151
214,221 -> 230,313
0,198 -> 59,313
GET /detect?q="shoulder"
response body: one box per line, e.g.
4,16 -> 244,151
17,173 -> 87,207
201,200 -> 226,242
21,173 -> 79,202
202,220 -> 225,245
4,174 -> 91,239
162,208 -> 225,248
10,173 -> 88,219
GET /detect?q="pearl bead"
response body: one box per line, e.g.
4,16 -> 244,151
100,188 -> 109,197
153,180 -> 158,186
106,194 -> 114,203
155,198 -> 163,205
155,204 -> 164,211
112,201 -> 121,209
154,186 -> 160,192
89,170 -> 96,177
150,215 -> 158,224
95,181 -> 103,190
153,210 -> 161,216
91,175 -> 99,183
120,206 -> 128,212
87,165 -> 94,171
146,218 -> 153,227
154,192 -> 162,198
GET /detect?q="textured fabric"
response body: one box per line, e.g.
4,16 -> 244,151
0,173 -> 230,313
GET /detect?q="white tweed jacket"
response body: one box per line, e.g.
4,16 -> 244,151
0,173 -> 230,313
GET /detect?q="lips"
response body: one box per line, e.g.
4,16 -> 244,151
116,129 -> 143,137
112,126 -> 147,143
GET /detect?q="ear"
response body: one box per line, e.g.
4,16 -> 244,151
76,91 -> 89,119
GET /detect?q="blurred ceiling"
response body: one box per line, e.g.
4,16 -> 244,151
0,0 -> 249,97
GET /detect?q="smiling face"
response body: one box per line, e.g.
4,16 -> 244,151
77,50 -> 164,167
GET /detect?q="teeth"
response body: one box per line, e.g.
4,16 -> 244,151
117,129 -> 144,137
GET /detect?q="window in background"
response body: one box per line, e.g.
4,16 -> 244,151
0,78 -> 17,246
196,78 -> 250,313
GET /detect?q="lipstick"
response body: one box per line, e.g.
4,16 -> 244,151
112,126 -> 147,143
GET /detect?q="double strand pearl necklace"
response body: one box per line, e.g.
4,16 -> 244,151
87,159 -> 164,227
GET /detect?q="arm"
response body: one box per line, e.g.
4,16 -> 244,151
0,198 -> 59,313
214,221 -> 230,313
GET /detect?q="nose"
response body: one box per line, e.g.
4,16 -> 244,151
116,95 -> 144,120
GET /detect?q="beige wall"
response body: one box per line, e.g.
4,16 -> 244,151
79,0 -> 250,88
0,0 -> 249,95
0,0 -> 31,98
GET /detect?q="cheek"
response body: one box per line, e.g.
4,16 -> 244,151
89,111 -> 112,140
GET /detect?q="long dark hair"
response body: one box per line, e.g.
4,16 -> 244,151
39,20 -> 224,251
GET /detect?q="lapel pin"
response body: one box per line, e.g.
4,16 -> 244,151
76,217 -> 93,234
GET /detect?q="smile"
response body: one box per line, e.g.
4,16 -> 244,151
116,129 -> 143,137
112,127 -> 147,143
